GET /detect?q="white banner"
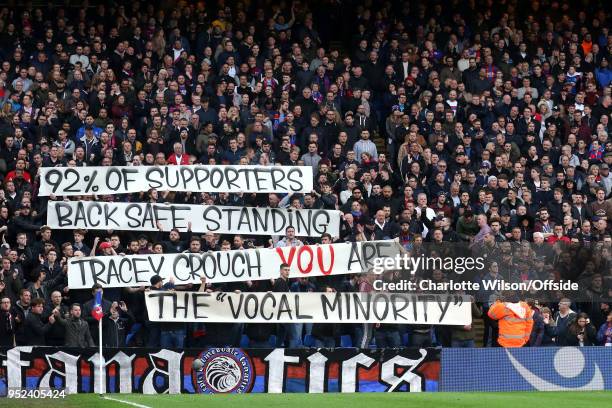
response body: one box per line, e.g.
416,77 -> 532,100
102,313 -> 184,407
47,201 -> 341,237
38,165 -> 313,196
145,291 -> 471,325
67,240 -> 403,289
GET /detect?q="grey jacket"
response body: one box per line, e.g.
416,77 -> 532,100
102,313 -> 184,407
56,314 -> 95,347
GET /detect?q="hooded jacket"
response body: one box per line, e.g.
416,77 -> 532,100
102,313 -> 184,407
488,301 -> 534,347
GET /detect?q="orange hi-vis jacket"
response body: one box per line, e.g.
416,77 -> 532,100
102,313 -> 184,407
487,301 -> 534,347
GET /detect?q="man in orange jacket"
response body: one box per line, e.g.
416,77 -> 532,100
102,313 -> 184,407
487,291 -> 534,347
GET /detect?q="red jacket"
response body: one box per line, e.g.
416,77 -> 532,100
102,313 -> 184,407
167,153 -> 190,165
546,235 -> 571,245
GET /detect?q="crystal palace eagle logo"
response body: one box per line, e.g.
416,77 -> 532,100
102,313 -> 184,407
193,348 -> 254,394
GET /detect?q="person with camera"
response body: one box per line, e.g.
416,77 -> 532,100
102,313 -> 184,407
543,298 -> 577,346
102,300 -> 134,347
565,313 -> 597,346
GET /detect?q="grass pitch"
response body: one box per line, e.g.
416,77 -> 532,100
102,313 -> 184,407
2,391 -> 611,408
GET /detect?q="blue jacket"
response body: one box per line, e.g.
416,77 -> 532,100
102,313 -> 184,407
595,68 -> 611,88
545,310 -> 576,346
597,322 -> 612,345
529,309 -> 555,346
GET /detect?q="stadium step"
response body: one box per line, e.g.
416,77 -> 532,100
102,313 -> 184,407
374,138 -> 387,155
473,318 -> 485,347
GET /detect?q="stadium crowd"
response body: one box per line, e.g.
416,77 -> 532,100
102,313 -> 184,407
0,0 -> 611,349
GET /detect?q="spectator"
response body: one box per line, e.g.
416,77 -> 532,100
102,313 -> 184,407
149,275 -> 186,348
487,291 -> 534,348
0,295 -> 15,347
565,312 -> 598,346
544,298 -> 577,346
353,130 -> 378,163
23,297 -> 53,345
44,290 -> 68,346
11,288 -> 30,345
597,311 -> 612,346
102,301 -> 134,348
275,226 -> 303,248
274,263 -> 300,347
311,286 -> 339,348
54,303 -> 95,347
529,305 -> 555,346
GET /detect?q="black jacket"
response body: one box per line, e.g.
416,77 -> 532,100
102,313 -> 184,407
156,230 -> 193,254
0,309 -> 15,347
10,301 -> 28,345
43,304 -> 69,346
373,220 -> 400,240
24,312 -> 52,346
102,310 -> 134,347
273,277 -> 290,292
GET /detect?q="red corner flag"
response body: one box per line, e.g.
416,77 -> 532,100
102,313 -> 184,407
92,290 -> 104,321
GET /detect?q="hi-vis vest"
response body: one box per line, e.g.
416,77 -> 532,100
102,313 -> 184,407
488,301 -> 534,347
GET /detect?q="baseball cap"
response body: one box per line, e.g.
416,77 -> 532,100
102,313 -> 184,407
99,241 -> 112,250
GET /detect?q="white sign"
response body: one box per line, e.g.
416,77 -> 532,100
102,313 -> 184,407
39,165 -> 314,196
145,291 -> 472,325
67,241 -> 403,289
47,201 -> 341,237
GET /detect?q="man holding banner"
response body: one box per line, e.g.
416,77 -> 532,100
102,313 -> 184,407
274,226 -> 304,248
273,263 -> 301,348
157,221 -> 193,253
